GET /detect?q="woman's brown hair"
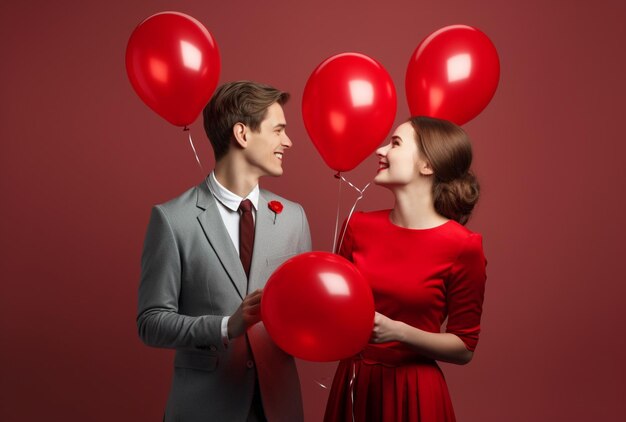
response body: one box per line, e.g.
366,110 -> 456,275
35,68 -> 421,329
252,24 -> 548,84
409,116 -> 480,225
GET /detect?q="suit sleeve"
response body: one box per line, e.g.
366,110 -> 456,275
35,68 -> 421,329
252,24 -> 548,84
445,233 -> 487,352
137,206 -> 225,351
297,204 -> 312,253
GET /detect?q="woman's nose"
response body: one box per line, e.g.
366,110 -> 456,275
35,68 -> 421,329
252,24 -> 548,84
376,143 -> 390,157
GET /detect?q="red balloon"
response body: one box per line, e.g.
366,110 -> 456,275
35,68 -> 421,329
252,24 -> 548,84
126,12 -> 221,127
261,252 -> 375,362
406,25 -> 500,125
302,53 -> 397,172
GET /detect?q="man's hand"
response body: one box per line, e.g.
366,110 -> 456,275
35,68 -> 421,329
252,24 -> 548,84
227,289 -> 263,339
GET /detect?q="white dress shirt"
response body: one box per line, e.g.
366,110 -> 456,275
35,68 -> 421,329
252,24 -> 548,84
206,171 -> 259,347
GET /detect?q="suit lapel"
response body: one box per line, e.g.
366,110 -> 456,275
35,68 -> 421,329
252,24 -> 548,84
196,181 -> 247,300
248,193 -> 273,293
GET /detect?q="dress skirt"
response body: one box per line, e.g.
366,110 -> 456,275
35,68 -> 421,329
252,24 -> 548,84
324,347 -> 456,422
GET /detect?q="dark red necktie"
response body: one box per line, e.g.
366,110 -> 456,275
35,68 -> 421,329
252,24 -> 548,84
238,199 -> 255,279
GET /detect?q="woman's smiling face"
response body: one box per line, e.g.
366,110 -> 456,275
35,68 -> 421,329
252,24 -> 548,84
374,122 -> 432,187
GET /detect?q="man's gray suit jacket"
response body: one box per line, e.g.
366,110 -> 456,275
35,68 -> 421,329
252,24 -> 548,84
137,180 -> 312,421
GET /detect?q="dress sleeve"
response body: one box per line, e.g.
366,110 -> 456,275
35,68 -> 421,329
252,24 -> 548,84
336,214 -> 357,262
445,233 -> 487,352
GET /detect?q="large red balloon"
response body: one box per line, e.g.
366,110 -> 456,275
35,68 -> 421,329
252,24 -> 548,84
126,12 -> 221,127
302,53 -> 397,172
406,25 -> 500,125
261,252 -> 375,362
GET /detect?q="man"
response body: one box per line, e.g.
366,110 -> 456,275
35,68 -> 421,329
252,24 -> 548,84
137,81 -> 311,421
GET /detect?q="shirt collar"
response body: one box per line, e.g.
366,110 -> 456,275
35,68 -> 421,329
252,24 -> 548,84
207,171 -> 259,212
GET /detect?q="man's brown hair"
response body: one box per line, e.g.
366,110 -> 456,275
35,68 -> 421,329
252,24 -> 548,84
203,81 -> 290,161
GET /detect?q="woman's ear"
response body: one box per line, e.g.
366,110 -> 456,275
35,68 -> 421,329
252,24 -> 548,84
419,160 -> 434,176
233,122 -> 248,148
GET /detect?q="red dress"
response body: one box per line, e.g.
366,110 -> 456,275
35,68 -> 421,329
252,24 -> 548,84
324,210 -> 487,422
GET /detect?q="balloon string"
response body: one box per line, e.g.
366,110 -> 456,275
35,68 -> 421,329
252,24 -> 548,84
184,127 -> 204,173
335,173 -> 371,255
332,172 -> 343,253
314,380 -> 328,389
349,360 -> 356,422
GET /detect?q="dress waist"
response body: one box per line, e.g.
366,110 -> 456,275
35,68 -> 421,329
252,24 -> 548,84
352,346 -> 436,367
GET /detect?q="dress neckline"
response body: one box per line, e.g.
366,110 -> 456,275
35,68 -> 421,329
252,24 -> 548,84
385,209 -> 453,232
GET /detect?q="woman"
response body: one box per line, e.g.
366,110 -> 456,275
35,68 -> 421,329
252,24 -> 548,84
324,116 -> 487,422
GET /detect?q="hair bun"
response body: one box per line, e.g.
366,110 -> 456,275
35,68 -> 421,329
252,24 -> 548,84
433,172 -> 480,225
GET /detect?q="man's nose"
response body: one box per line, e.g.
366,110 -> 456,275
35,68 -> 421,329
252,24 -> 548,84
282,133 -> 293,148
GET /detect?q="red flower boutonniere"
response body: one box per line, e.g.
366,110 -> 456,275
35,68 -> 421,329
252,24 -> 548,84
268,200 -> 283,224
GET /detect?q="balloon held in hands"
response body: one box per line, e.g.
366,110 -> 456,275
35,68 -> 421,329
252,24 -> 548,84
261,252 -> 375,362
405,25 -> 500,125
302,53 -> 397,172
126,12 -> 221,127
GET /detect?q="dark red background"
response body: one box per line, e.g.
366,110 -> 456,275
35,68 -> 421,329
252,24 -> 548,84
2,1 -> 625,421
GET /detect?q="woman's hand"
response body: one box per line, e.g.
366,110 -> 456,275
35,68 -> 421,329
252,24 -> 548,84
370,312 -> 403,343
370,312 -> 474,364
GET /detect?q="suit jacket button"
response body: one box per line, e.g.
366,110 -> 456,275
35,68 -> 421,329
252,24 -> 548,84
246,360 -> 254,368
209,345 -> 217,352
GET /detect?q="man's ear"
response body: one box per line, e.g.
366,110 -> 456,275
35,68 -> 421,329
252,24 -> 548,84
419,160 -> 434,176
233,122 -> 248,148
